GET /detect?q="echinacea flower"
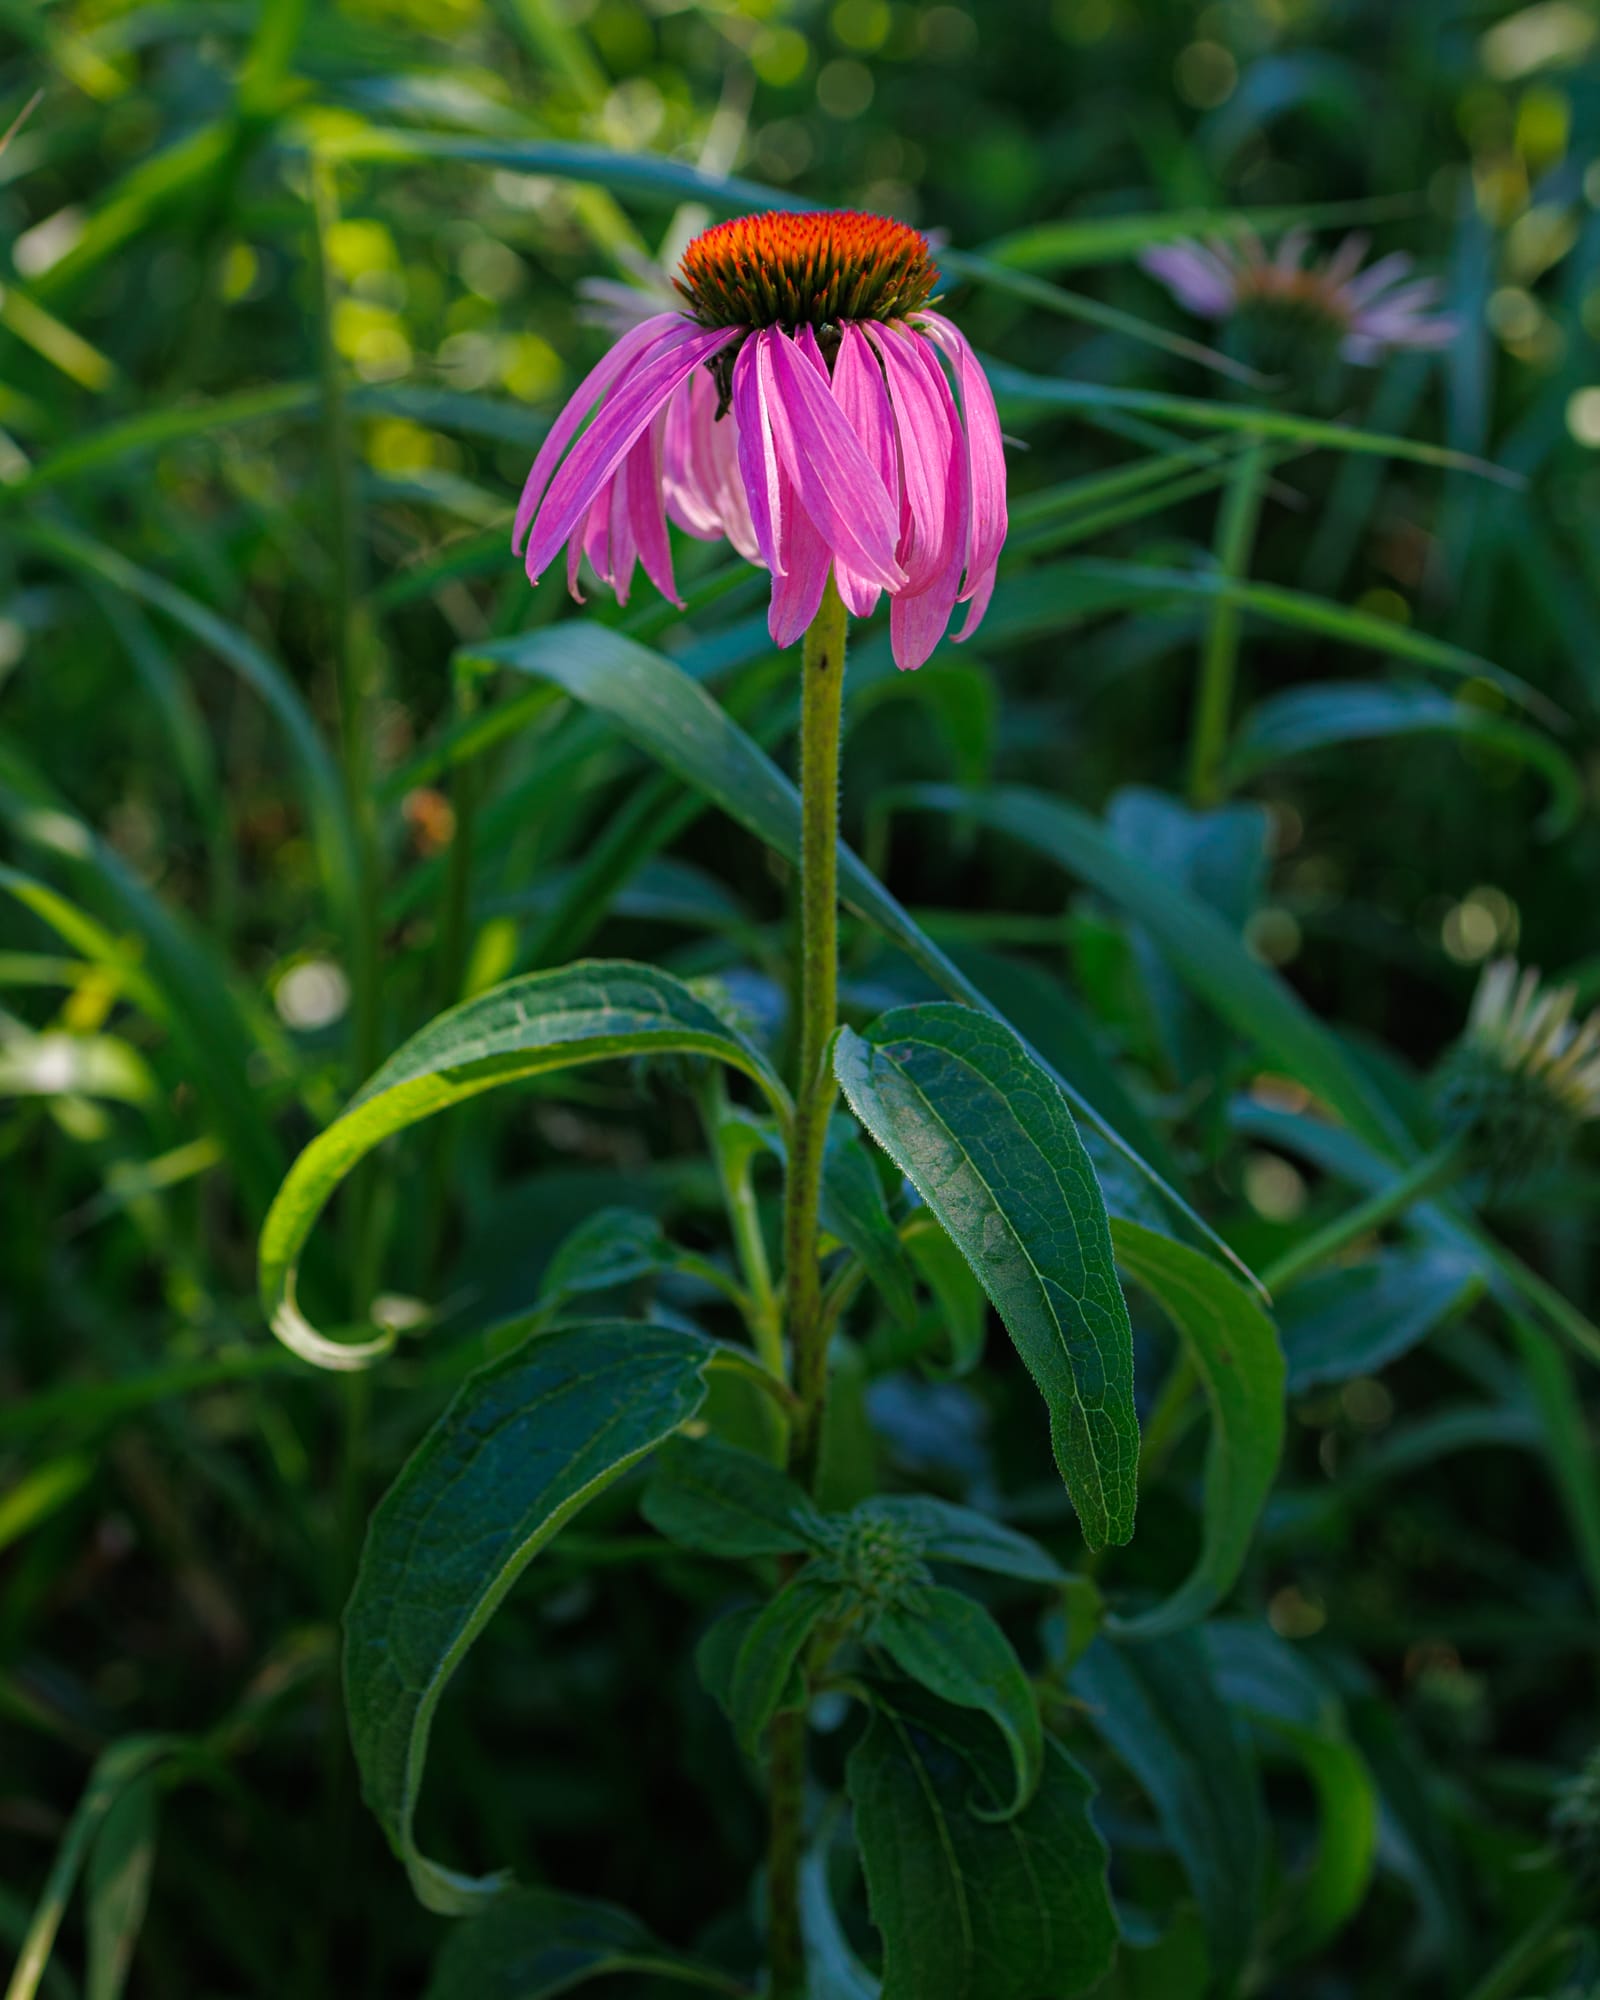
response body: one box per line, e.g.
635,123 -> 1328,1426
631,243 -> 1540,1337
513,210 -> 1007,671
1141,228 -> 1457,390
1433,958 -> 1600,1185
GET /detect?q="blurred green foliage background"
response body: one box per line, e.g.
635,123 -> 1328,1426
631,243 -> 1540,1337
3,0 -> 1600,1995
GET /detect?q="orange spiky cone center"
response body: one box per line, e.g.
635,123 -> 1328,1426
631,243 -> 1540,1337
675,210 -> 939,330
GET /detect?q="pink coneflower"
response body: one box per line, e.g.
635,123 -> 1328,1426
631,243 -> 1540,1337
513,210 -> 1007,671
1141,228 -> 1457,368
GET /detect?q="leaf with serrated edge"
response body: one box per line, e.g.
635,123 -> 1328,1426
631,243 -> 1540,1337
343,1320 -> 715,1913
259,961 -> 790,1370
835,1004 -> 1137,1551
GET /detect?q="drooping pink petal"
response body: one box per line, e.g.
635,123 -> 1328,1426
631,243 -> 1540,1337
733,334 -> 785,576
767,452 -> 831,648
828,322 -> 900,619
565,486 -> 604,600
759,328 -> 905,591
611,463 -> 641,605
882,329 -> 968,670
625,410 -> 679,606
513,312 -> 687,554
663,371 -> 725,540
865,321 -> 954,591
919,311 -> 1007,634
523,322 -> 740,583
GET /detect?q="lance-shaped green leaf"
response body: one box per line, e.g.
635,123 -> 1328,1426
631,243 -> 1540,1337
835,1004 -> 1138,1552
86,1774 -> 159,2000
1074,1632 -> 1264,1998
642,1435 -> 823,1559
343,1320 -> 715,1914
1228,680 -> 1581,836
259,961 -> 790,1370
1110,1221 -> 1285,1638
872,1586 -> 1044,1818
4,1737 -> 179,2000
864,1496 -> 1065,1585
848,1685 -> 1116,2000
1205,1622 -> 1378,1961
727,1569 -> 842,1756
1277,1248 -> 1482,1394
423,1888 -> 747,1999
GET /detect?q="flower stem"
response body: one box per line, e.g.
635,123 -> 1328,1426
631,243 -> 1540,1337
1261,1135 -> 1467,1297
1187,433 -> 1266,807
768,575 -> 848,2000
783,573 -> 848,1489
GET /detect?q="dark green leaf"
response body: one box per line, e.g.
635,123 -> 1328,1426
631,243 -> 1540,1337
4,1738 -> 177,2000
423,1887 -> 745,1998
539,1207 -> 673,1306
835,1004 -> 1138,1552
641,1435 -> 822,1559
1073,1633 -> 1263,1996
848,1686 -> 1116,2000
872,1586 -> 1044,1817
1228,681 -> 1581,837
259,961 -> 790,1370
727,1570 -> 840,1756
1107,789 -> 1269,1093
822,1121 -> 919,1328
343,1320 -> 715,1912
1204,1623 -> 1378,1959
1110,1221 -> 1285,1637
1278,1248 -> 1483,1394
86,1775 -> 159,2000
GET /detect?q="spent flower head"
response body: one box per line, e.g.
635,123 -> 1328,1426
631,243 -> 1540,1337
514,209 -> 1008,671
1433,958 -> 1600,1188
1141,227 -> 1457,402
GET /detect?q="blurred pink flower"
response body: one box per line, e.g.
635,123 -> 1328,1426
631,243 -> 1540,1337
1140,228 -> 1458,364
514,210 -> 1008,670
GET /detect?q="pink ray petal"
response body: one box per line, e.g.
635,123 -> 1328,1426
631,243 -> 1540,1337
919,312 -> 1007,620
1342,250 -> 1415,308
522,322 -> 740,583
759,328 -> 905,591
663,372 -> 725,540
513,311 -> 688,554
1141,242 -> 1238,316
626,410 -> 680,606
767,474 -> 831,647
828,321 -> 899,618
734,334 -> 785,576
1321,231 -> 1371,289
865,320 -> 956,591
